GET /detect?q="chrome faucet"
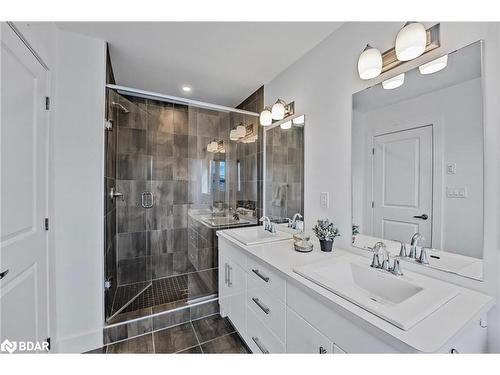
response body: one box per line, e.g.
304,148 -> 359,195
370,241 -> 403,276
259,216 -> 276,233
409,233 -> 424,259
288,213 -> 303,230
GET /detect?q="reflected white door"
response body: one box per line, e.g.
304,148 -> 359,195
372,126 -> 432,246
0,23 -> 49,344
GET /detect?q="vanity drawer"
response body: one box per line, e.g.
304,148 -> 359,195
246,255 -> 286,302
246,307 -> 285,354
247,274 -> 286,342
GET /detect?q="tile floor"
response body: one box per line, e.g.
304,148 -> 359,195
88,314 -> 251,354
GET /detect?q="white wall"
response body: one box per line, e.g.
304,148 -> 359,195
12,22 -> 106,353
52,30 -> 106,353
353,77 -> 484,258
265,22 -> 500,351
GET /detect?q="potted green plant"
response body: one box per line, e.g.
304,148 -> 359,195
312,219 -> 340,252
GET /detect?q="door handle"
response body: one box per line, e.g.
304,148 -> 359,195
0,269 -> 9,280
413,214 -> 428,220
141,191 -> 154,208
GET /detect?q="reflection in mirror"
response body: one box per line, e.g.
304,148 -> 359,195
351,41 -> 484,280
264,115 -> 305,224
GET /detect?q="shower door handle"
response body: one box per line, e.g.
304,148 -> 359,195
141,191 -> 154,208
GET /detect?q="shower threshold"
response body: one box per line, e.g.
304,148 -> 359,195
107,270 -> 217,325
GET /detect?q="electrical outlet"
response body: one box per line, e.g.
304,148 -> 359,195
320,192 -> 329,208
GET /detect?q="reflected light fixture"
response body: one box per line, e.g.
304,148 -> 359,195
395,22 -> 427,62
208,141 -> 218,152
292,115 -> 305,125
271,99 -> 287,120
229,129 -> 239,141
419,55 -> 448,75
358,44 -> 383,80
259,106 -> 272,126
280,120 -> 292,130
236,124 -> 246,138
382,73 -> 405,90
182,85 -> 192,92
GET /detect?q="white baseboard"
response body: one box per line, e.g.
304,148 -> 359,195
52,328 -> 103,353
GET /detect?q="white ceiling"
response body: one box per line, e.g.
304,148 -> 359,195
57,22 -> 342,107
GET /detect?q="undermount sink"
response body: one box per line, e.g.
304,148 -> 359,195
294,257 -> 459,330
226,226 -> 293,246
201,216 -> 251,228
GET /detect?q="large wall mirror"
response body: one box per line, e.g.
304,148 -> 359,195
263,114 -> 305,223
351,41 -> 484,280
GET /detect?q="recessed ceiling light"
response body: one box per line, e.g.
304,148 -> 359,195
182,86 -> 192,92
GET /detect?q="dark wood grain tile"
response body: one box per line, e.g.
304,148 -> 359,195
153,323 -> 198,353
201,333 -> 250,354
191,314 -> 235,343
107,334 -> 154,354
177,345 -> 202,354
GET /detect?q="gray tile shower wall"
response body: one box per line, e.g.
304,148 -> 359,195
265,125 -> 304,220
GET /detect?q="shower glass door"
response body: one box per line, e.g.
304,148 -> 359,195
106,89 -> 152,323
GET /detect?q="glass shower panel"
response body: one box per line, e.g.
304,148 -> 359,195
106,90 -> 151,323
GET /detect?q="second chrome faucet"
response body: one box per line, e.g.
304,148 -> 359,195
370,241 -> 404,276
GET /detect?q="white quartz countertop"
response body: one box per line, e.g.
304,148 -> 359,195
217,230 -> 495,353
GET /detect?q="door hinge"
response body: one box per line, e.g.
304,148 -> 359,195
104,279 -> 112,290
46,337 -> 51,351
371,201 -> 374,208
45,96 -> 50,110
44,217 -> 49,231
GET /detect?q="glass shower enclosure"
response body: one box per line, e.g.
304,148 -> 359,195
104,88 -> 258,325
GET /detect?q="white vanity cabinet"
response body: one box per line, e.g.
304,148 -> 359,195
286,307 -> 333,354
218,235 -> 490,354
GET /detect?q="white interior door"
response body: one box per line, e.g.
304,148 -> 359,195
0,23 -> 49,345
372,126 -> 432,246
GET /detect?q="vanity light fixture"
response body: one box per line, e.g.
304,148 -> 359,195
208,140 -> 218,152
357,44 -> 383,80
229,129 -> 239,141
280,120 -> 292,130
395,22 -> 427,62
271,99 -> 287,120
260,106 -> 272,126
419,55 -> 448,75
182,85 -> 192,92
382,73 -> 405,90
236,124 -> 246,138
292,115 -> 305,125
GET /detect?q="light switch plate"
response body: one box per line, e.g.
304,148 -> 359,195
320,192 -> 329,208
446,163 -> 457,174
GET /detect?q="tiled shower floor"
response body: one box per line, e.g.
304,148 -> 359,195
109,271 -> 217,324
87,314 -> 251,354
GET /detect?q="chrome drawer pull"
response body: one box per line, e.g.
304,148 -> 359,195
252,269 -> 269,282
228,265 -> 232,287
252,297 -> 270,314
252,336 -> 269,354
224,263 -> 229,285
0,269 -> 9,280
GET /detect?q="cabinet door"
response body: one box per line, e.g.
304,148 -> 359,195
218,249 -> 230,317
286,308 -> 333,354
227,260 -> 246,334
